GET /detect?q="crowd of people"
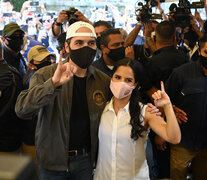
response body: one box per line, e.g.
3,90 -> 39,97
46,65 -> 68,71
0,0 -> 207,180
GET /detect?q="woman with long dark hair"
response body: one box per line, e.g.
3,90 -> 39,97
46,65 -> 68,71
94,58 -> 181,180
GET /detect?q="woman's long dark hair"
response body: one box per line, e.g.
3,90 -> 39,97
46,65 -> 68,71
113,58 -> 146,140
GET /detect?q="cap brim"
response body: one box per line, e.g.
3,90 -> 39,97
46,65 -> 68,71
6,29 -> 25,36
31,51 -> 52,62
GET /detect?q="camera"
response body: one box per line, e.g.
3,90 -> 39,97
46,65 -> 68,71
64,7 -> 78,25
135,0 -> 162,23
169,0 -> 204,28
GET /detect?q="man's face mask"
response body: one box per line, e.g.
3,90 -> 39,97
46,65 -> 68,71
107,46 -> 125,62
69,46 -> 96,69
34,61 -> 52,70
31,55 -> 53,71
28,27 -> 37,36
6,34 -> 24,52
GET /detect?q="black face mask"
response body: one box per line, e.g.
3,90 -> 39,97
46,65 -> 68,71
107,46 -> 125,62
200,55 -> 207,69
96,36 -> 101,50
34,61 -> 52,71
6,36 -> 24,52
69,46 -> 96,69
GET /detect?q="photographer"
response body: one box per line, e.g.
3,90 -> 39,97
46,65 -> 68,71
154,0 -> 168,21
51,9 -> 92,38
124,20 -> 158,64
37,12 -> 57,53
20,0 -> 46,16
0,0 -> 21,30
191,12 -> 204,39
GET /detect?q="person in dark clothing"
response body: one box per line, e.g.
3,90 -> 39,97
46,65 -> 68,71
0,41 -> 23,153
92,28 -> 135,77
147,21 -> 189,89
1,22 -> 27,79
165,35 -> 207,180
146,21 -> 189,179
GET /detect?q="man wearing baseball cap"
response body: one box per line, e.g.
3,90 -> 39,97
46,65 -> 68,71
24,45 -> 55,88
15,21 -> 110,179
1,22 -> 27,79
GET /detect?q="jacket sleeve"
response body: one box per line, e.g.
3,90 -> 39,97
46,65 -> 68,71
15,70 -> 61,119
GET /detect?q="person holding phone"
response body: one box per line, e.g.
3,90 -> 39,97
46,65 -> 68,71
0,0 -> 21,30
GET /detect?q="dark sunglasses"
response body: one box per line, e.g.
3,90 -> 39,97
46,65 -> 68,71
42,19 -> 52,23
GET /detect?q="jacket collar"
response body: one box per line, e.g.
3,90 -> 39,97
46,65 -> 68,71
154,46 -> 175,55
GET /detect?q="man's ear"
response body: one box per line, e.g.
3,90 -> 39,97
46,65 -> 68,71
1,37 -> 8,45
100,44 -> 105,51
65,42 -> 69,53
101,45 -> 109,54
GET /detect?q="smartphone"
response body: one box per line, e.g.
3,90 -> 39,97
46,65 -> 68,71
30,1 -> 39,6
3,13 -> 13,17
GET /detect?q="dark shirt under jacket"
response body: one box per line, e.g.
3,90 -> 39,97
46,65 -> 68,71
92,56 -> 113,77
2,44 -> 27,79
146,46 -> 189,88
69,75 -> 91,150
165,60 -> 207,150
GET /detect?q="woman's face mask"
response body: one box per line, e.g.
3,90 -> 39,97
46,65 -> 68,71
110,80 -> 135,99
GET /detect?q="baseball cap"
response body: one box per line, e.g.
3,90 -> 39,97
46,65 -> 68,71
2,22 -> 25,37
66,21 -> 96,40
28,45 -> 52,62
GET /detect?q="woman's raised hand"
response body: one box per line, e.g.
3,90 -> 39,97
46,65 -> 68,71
152,81 -> 171,108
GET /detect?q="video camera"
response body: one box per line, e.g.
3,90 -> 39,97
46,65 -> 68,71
135,0 -> 164,23
64,7 -> 78,25
169,0 -> 204,28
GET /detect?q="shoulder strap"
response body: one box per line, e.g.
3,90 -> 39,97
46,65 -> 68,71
0,65 -> 16,117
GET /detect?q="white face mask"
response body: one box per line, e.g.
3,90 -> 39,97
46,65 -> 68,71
110,80 -> 135,99
28,27 -> 37,36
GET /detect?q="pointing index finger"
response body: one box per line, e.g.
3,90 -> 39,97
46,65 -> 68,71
160,81 -> 165,92
58,51 -> 63,65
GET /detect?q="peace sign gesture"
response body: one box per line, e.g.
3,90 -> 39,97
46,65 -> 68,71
152,81 -> 171,108
52,52 -> 77,88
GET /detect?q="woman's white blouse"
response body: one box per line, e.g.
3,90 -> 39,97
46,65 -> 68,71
94,99 -> 150,180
